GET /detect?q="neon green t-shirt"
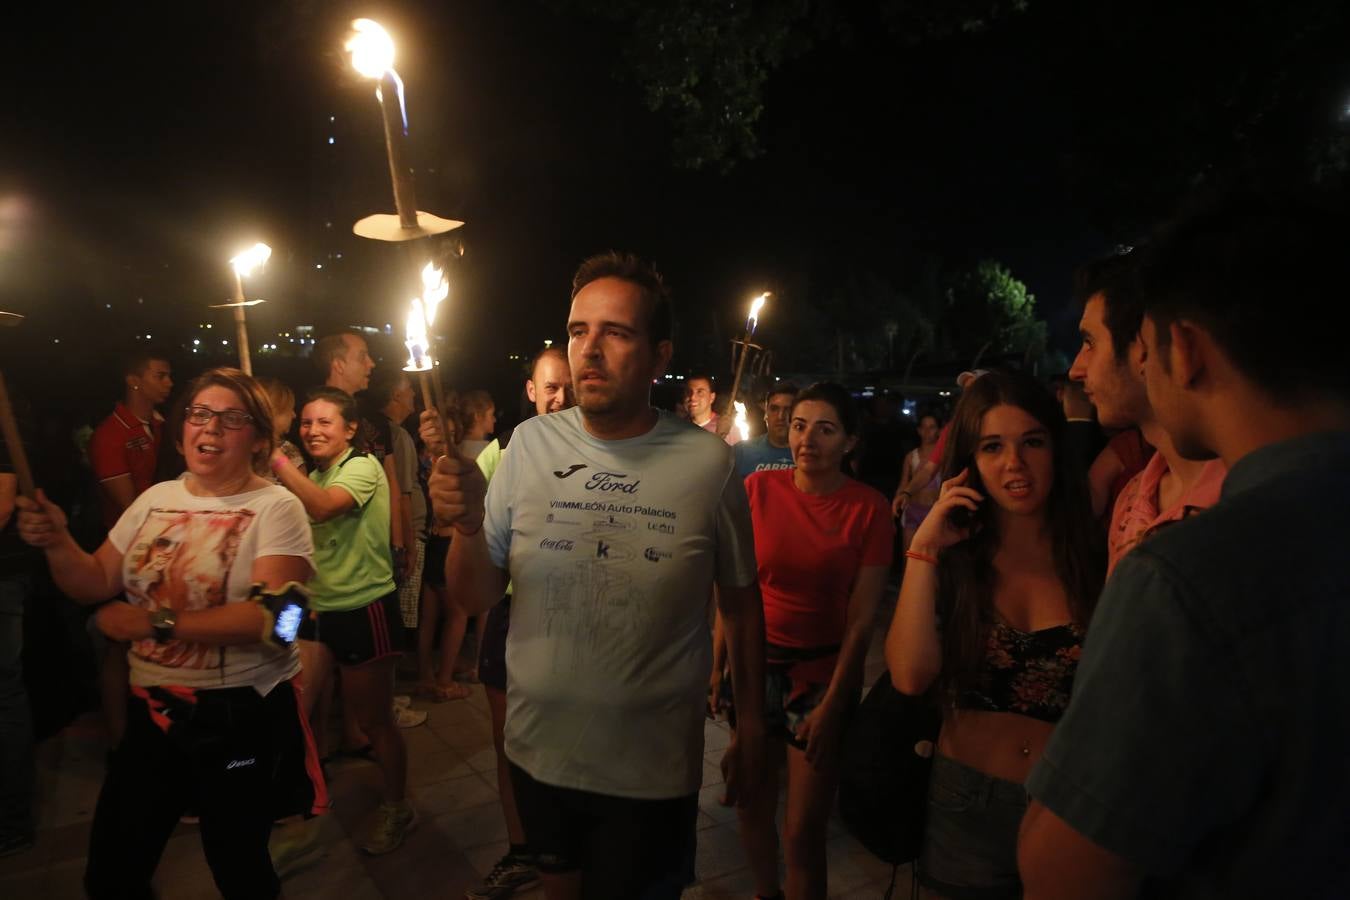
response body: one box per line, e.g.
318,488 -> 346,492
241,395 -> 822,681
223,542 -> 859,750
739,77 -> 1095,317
476,437 -> 504,483
308,448 -> 396,612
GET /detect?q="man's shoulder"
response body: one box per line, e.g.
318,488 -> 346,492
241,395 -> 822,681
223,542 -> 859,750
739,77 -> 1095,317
1120,463 -> 1350,620
1108,466 -> 1150,526
510,407 -> 578,446
91,407 -> 128,438
653,414 -> 738,474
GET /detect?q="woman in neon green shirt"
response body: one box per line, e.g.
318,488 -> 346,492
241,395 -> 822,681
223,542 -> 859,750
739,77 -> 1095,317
270,386 -> 415,856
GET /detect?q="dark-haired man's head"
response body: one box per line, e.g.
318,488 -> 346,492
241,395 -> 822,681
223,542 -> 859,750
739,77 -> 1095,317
763,382 -> 797,448
1137,186 -> 1350,461
685,375 -> 716,427
316,331 -> 375,395
567,252 -> 674,430
123,350 -> 173,407
527,347 -> 572,416
570,251 -> 673,349
1068,253 -> 1148,430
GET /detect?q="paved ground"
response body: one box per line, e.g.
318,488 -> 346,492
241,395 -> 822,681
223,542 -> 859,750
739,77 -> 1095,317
0,611 -> 908,899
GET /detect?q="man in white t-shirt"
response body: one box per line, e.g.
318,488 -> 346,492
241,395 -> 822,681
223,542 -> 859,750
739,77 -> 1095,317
686,374 -> 740,446
429,252 -> 766,900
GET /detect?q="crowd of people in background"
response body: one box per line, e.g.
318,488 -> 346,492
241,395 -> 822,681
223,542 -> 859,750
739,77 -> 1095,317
0,183 -> 1347,900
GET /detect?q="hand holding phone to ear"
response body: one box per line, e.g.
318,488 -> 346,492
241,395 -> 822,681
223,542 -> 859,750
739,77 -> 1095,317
909,467 -> 984,555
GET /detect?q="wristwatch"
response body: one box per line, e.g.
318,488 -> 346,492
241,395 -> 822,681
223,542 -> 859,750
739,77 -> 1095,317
150,608 -> 177,644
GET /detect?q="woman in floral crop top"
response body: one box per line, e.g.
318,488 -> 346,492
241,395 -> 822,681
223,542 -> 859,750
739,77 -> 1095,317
886,371 -> 1104,898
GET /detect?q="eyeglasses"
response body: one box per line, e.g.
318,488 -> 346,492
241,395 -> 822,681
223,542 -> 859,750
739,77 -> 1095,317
185,405 -> 253,430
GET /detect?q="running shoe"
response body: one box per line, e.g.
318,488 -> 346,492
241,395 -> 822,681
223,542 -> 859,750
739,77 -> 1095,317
465,852 -> 540,899
361,800 -> 418,855
269,821 -> 327,879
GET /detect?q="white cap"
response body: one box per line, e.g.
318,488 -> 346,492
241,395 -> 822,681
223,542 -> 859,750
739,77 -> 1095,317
956,369 -> 989,389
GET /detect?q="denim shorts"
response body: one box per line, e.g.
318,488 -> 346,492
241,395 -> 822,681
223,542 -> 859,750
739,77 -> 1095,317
919,754 -> 1028,900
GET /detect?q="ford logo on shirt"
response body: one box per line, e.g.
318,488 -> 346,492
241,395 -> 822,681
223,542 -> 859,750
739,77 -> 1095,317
584,471 -> 641,493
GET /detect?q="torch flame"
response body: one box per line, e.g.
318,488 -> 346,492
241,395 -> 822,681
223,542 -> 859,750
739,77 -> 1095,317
347,19 -> 395,79
404,298 -> 431,372
229,242 -> 272,278
733,401 -> 751,441
747,292 -> 769,332
420,262 -> 448,326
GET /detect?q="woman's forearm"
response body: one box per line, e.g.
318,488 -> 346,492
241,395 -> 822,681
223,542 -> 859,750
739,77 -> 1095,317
47,535 -> 120,604
825,566 -> 886,708
274,458 -> 348,522
176,603 -> 274,646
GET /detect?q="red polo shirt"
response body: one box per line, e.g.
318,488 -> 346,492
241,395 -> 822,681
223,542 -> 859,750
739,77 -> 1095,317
1107,452 -> 1227,575
90,402 -> 164,528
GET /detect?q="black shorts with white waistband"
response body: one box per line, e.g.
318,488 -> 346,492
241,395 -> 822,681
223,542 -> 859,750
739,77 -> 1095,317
298,592 -> 404,666
509,761 -> 697,900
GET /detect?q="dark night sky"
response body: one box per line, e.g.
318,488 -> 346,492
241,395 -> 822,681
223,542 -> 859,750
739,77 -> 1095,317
1,0 -> 1345,409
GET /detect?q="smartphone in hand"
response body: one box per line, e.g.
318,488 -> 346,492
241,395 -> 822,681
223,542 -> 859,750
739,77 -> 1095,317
947,464 -> 985,530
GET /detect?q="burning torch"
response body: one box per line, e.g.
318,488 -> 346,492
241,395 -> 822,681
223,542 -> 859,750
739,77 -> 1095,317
732,401 -> 751,443
346,17 -> 464,455
345,19 -> 462,243
211,242 -> 271,375
719,292 -> 769,437
404,262 -> 457,456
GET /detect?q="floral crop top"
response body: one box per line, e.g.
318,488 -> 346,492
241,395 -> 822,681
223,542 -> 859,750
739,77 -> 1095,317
957,621 -> 1086,723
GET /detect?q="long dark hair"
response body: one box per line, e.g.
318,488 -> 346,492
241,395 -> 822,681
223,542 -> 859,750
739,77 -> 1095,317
934,370 -> 1104,702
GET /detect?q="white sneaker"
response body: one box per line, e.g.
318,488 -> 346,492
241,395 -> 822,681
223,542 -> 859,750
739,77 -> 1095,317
394,705 -> 427,728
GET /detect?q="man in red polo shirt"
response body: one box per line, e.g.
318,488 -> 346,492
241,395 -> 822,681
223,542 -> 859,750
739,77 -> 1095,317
89,351 -> 173,529
87,350 -> 172,746
1067,252 -> 1225,575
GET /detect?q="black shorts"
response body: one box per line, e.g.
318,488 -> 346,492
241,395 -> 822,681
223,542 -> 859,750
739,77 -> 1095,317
422,535 -> 451,588
299,593 -> 404,667
86,681 -> 326,900
509,761 -> 697,900
476,594 -> 512,692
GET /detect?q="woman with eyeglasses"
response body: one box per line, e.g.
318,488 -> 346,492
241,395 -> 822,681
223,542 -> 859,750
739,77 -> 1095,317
269,386 -> 415,856
15,367 -> 324,900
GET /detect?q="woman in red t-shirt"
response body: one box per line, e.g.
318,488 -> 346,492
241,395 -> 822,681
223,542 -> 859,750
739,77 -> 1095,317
736,382 -> 894,900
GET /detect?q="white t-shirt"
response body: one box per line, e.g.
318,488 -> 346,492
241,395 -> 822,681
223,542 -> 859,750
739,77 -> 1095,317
108,478 -> 314,695
485,407 -> 757,799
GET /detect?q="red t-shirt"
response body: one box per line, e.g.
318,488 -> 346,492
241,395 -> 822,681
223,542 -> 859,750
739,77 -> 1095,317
929,421 -> 951,466
746,469 -> 894,649
90,402 -> 164,528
